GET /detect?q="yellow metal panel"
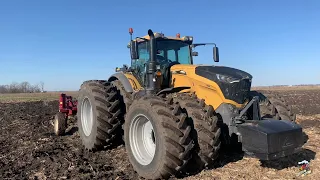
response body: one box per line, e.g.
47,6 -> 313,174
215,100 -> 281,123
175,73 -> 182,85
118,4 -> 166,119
124,73 -> 143,91
170,64 -> 244,109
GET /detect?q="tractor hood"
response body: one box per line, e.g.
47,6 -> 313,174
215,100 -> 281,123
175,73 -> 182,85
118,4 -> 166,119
195,65 -> 253,104
195,66 -> 253,81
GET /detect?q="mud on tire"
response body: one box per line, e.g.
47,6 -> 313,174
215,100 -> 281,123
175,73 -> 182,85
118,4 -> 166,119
250,91 -> 296,122
171,93 -> 221,168
124,95 -> 194,179
77,80 -> 124,150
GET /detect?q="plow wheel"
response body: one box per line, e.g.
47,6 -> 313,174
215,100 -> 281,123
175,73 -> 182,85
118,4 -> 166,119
77,80 -> 124,151
124,95 -> 194,179
171,93 -> 221,169
250,91 -> 296,122
54,112 -> 67,136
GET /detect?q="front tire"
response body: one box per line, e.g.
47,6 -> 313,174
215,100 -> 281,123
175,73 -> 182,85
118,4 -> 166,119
77,80 -> 123,150
250,91 -> 296,122
124,95 -> 194,179
171,93 -> 221,169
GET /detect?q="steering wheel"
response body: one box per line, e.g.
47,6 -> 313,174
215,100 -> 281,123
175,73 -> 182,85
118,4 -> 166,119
156,55 -> 173,64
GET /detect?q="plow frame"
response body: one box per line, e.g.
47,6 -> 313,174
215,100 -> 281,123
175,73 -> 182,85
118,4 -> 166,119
58,93 -> 78,117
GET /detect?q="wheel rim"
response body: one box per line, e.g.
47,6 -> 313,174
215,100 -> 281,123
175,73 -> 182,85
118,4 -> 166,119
129,114 -> 156,165
81,97 -> 93,136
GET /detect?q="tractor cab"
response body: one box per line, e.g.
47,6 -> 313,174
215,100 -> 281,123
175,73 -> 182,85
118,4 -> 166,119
126,28 -> 220,89
127,29 -> 194,88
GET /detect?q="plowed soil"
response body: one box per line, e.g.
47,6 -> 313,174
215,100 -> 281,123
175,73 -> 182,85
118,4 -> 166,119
1,88 -> 320,179
0,101 -> 138,180
257,88 -> 320,115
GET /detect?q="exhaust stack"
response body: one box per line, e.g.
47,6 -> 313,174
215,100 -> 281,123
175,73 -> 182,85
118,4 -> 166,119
146,29 -> 157,95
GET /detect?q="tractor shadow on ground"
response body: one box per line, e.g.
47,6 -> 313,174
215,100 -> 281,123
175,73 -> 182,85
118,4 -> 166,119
181,140 -> 315,178
212,143 -> 245,168
182,143 -> 245,178
260,148 -> 316,170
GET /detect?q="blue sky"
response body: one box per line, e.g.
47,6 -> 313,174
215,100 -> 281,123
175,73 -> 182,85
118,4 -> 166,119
0,0 -> 319,91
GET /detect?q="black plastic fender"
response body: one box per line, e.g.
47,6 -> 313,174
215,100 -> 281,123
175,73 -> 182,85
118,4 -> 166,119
156,86 -> 190,96
108,73 -> 133,93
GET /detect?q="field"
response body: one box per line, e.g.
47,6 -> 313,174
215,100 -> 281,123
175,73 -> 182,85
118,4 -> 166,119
0,92 -> 78,103
1,86 -> 320,180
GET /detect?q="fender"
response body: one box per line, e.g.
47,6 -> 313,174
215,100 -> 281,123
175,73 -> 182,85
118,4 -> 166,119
108,73 -> 134,93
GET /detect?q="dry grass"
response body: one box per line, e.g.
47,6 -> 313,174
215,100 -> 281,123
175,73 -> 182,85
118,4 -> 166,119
184,114 -> 320,180
0,91 -> 78,103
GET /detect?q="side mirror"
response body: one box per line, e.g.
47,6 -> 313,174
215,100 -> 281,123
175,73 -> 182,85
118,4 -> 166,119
192,51 -> 198,56
130,40 -> 139,59
213,46 -> 219,62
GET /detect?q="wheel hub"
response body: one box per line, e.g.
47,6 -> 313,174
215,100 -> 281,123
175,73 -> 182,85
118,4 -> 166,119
129,114 -> 156,165
81,97 -> 93,136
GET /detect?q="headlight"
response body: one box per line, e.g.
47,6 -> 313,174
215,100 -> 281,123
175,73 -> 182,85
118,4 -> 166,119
216,74 -> 241,83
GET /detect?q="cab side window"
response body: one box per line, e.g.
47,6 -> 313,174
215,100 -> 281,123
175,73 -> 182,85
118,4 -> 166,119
167,49 -> 176,62
133,42 -> 149,85
137,42 -> 149,70
177,46 -> 190,64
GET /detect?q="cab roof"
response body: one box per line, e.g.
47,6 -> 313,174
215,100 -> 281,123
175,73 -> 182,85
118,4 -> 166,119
127,32 -> 191,47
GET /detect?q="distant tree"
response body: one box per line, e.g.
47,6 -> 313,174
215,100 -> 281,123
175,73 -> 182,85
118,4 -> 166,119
40,81 -> 45,92
20,81 -> 30,93
9,82 -> 19,93
0,82 -> 42,93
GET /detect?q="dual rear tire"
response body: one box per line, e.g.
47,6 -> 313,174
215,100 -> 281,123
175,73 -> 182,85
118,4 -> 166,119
250,91 -> 296,122
77,80 -> 124,150
77,81 -> 195,179
124,96 -> 194,179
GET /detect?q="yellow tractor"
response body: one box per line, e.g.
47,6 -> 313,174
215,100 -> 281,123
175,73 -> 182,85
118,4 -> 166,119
76,28 -> 304,179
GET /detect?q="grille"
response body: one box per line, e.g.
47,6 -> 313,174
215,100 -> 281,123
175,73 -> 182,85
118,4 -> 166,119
221,79 -> 251,104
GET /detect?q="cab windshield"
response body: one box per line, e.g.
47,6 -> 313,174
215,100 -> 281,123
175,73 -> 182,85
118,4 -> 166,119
131,39 -> 192,85
156,40 -> 192,65
133,39 -> 192,68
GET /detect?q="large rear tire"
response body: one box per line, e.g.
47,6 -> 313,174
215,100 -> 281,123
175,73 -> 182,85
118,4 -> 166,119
124,95 -> 194,179
171,93 -> 221,169
77,80 -> 123,150
250,91 -> 296,122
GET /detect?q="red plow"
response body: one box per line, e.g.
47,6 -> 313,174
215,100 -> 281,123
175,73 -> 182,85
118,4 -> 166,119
54,93 -> 78,135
